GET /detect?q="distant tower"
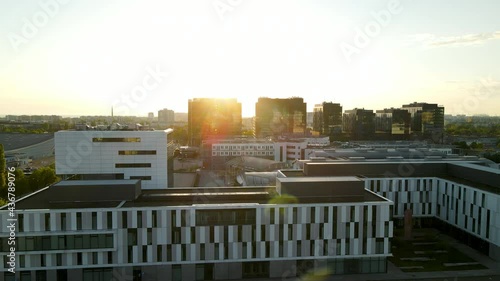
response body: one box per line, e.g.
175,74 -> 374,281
109,107 -> 114,125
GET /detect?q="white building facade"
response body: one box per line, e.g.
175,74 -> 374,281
54,130 -> 173,190
366,176 -> 500,255
0,199 -> 392,280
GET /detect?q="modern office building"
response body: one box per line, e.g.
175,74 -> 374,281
254,97 -> 307,138
305,147 -> 455,164
274,137 -> 330,163
201,138 -> 275,170
188,98 -> 242,146
375,108 -> 411,139
342,108 -> 375,140
313,102 -> 343,136
2,155 -> 500,280
401,102 -> 445,141
298,158 -> 500,260
54,129 -> 174,189
158,108 -> 175,129
1,174 -> 393,280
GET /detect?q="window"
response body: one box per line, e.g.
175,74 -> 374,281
60,213 -> 66,231
90,235 -> 99,248
152,211 -> 157,228
115,163 -> 151,168
242,261 -> 269,278
92,137 -> 140,142
92,212 -> 97,230
42,237 -> 51,250
118,150 -> 156,155
172,265 -> 182,281
107,212 -> 113,229
137,211 -> 143,228
122,212 -> 128,228
44,214 -> 50,231
127,230 -> 137,246
18,214 -> 24,232
83,268 -> 113,281
76,213 -> 82,230
105,234 -> 114,248
56,253 -> 62,266
36,270 -> 46,281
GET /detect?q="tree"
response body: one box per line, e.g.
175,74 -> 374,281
484,152 -> 500,163
268,194 -> 299,204
452,141 -> 469,150
28,167 -> 58,192
470,142 -> 482,149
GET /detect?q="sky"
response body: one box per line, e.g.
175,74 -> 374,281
1,0 -> 499,117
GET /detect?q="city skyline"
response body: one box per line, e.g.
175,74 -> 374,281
1,0 -> 500,117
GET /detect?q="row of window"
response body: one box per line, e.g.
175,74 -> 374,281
196,209 -> 256,226
3,258 -> 387,281
443,181 -> 486,207
169,206 -> 381,228
129,175 -> 152,180
92,137 -> 141,142
369,178 -> 433,193
213,145 -> 274,150
0,234 -> 113,252
2,268 -> 116,281
128,237 -> 387,264
17,206 -> 381,233
115,163 -> 151,168
118,150 -> 156,155
213,151 -> 273,156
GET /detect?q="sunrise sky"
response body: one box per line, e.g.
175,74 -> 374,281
1,0 -> 499,117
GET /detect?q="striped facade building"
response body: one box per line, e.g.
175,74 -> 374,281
1,156 -> 499,280
1,169 -> 393,281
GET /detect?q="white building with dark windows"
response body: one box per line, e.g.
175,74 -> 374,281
54,129 -> 173,190
1,170 -> 393,280
301,159 -> 500,260
202,138 -> 275,170
2,156 -> 499,280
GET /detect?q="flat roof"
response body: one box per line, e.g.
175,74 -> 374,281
53,179 -> 140,186
277,176 -> 361,183
6,183 -> 390,210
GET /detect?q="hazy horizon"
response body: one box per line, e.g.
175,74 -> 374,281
1,0 -> 499,117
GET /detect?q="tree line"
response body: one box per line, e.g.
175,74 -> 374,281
446,123 -> 500,137
0,144 -> 58,206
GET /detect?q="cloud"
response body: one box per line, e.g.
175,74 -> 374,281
409,31 -> 500,48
